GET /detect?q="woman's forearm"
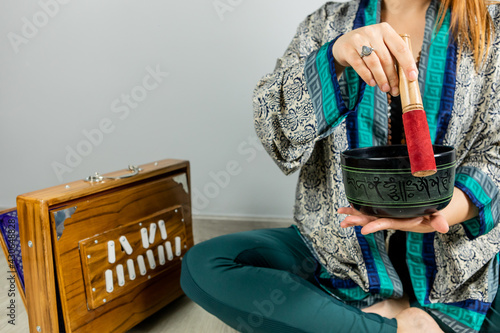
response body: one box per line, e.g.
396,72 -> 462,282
440,187 -> 479,227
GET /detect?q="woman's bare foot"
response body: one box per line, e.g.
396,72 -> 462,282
395,307 -> 443,333
362,295 -> 410,318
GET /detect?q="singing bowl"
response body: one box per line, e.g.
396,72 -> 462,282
341,145 -> 456,218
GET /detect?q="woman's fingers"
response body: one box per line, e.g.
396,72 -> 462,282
361,50 -> 391,93
338,207 -> 353,214
341,215 -> 373,228
370,41 -> 399,95
381,23 -> 419,81
428,213 -> 450,234
338,207 -> 376,228
346,52 -> 377,87
332,23 -> 418,95
339,209 -> 451,235
359,217 -> 424,234
338,207 -> 362,216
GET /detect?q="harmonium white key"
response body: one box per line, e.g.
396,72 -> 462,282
116,264 -> 125,287
175,236 -> 182,257
108,241 -> 116,264
119,235 -> 133,255
146,249 -> 156,270
158,219 -> 167,240
165,241 -> 174,261
137,255 -> 147,276
105,269 -> 114,293
149,223 -> 157,244
127,259 -> 136,281
140,228 -> 149,249
158,245 -> 166,265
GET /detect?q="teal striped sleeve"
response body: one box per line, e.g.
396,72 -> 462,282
304,36 -> 366,137
455,166 -> 500,239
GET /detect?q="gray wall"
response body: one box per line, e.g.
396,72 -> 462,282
0,0 -> 335,218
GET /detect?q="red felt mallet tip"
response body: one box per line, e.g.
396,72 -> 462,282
403,109 -> 437,177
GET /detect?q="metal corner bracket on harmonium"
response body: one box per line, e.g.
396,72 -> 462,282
0,159 -> 194,332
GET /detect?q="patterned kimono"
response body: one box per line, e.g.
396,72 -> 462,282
253,0 -> 500,331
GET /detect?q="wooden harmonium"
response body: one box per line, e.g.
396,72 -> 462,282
0,159 -> 194,333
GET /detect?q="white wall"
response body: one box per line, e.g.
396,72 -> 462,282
0,0 -> 335,218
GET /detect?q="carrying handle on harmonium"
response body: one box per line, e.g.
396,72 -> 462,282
85,165 -> 142,183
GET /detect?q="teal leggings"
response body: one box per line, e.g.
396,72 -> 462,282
180,227 -> 500,333
180,227 -> 397,332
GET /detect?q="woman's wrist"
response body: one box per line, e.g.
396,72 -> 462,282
331,36 -> 347,77
440,187 -> 479,227
333,58 -> 346,77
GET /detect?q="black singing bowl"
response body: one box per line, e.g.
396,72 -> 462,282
341,145 -> 456,218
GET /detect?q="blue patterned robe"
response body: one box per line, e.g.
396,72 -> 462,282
253,0 -> 500,331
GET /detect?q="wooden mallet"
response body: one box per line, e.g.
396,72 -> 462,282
398,34 -> 437,177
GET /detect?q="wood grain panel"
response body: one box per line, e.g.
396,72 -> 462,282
14,159 -> 192,333
16,199 -> 60,332
51,173 -> 192,332
79,206 -> 188,309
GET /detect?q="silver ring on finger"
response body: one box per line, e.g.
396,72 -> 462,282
360,45 -> 375,58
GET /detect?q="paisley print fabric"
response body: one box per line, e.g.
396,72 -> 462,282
0,210 -> 24,290
253,0 -> 500,331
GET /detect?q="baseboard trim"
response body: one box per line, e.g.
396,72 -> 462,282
191,215 -> 294,244
193,215 -> 294,225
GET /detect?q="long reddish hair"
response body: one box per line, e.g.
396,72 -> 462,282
437,0 -> 498,68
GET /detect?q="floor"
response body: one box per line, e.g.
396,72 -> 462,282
0,217 -> 292,333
